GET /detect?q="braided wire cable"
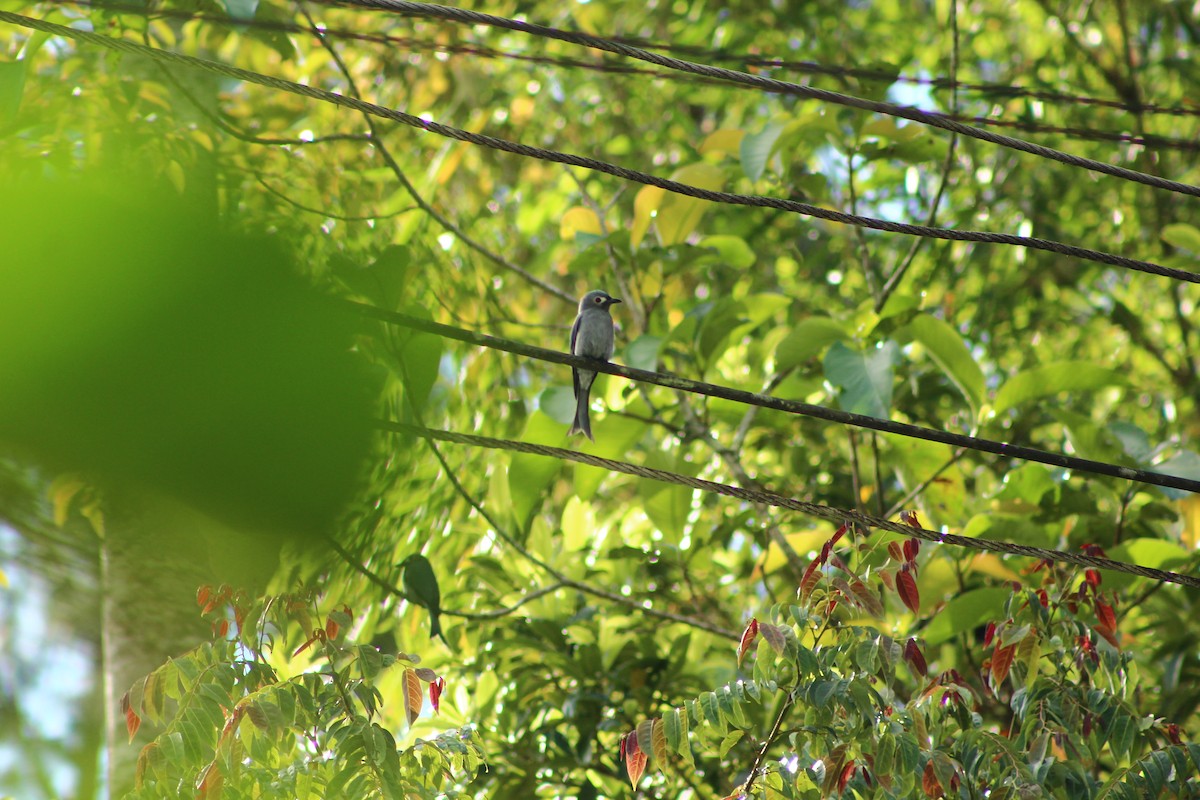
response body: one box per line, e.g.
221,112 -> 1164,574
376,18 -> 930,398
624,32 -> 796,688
330,0 -> 1200,199
2,12 -> 1196,285
351,303 -> 1200,496
383,421 -> 1200,590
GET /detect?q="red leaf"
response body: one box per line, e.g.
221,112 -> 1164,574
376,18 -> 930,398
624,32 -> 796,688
900,510 -> 922,529
830,523 -> 850,546
800,558 -> 822,600
325,616 -> 340,640
1085,569 -> 1101,587
1095,599 -> 1117,631
429,677 -> 445,714
897,570 -> 920,614
904,638 -> 928,677
216,618 -> 230,638
737,618 -> 759,665
1035,589 -> 1049,608
838,761 -> 856,792
983,621 -> 996,649
903,537 -> 920,563
991,643 -> 1016,686
887,541 -> 904,562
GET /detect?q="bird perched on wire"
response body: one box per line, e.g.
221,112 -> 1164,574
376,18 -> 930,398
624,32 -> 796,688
569,289 -> 621,441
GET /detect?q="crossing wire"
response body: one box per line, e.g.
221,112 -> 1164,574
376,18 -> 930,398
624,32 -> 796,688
2,12 -> 1197,285
327,0 -> 1200,199
350,302 -> 1200,496
383,421 -> 1200,591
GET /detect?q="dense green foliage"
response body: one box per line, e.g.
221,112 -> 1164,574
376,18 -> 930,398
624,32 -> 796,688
3,0 -> 1200,798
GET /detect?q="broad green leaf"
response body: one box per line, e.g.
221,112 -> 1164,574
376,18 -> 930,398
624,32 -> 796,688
1108,421 -> 1152,463
1161,223 -> 1200,255
1104,538 -> 1190,589
655,163 -> 725,246
698,234 -> 756,268
624,335 -> 663,371
740,119 -> 786,182
921,587 -> 1011,646
907,314 -> 985,418
993,362 -> 1124,415
824,340 -> 901,419
509,411 -> 567,528
774,317 -> 853,370
1052,409 -> 1126,464
1154,450 -> 1200,500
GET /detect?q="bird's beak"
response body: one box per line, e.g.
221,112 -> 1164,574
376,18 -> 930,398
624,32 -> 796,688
611,298 -> 623,304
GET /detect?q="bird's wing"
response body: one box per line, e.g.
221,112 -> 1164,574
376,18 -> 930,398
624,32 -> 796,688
570,313 -> 582,399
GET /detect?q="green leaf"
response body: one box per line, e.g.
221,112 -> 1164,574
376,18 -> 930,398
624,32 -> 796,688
662,708 -> 682,753
907,314 -> 985,418
921,587 -> 1011,646
625,335 -> 663,371
993,362 -> 1124,415
1052,409 -> 1127,464
824,340 -> 901,418
774,317 -> 854,370
509,411 -> 565,528
698,235 -> 756,268
740,119 -> 786,182
1154,450 -> 1200,500
1162,223 -> 1200,255
0,60 -> 26,126
1104,539 -> 1190,589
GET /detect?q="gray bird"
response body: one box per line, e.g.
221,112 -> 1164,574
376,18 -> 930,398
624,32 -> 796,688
569,289 -> 621,441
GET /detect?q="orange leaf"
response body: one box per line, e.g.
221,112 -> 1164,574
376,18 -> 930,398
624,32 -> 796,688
624,733 -> 647,788
991,643 -> 1016,687
897,570 -> 920,614
887,541 -> 904,562
737,618 -> 759,665
1095,599 -> 1117,631
1093,622 -> 1120,648
800,558 -> 822,599
922,760 -> 942,797
325,616 -> 340,640
121,691 -> 141,742
402,668 -> 423,726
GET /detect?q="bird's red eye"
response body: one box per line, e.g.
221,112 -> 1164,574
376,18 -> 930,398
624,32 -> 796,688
594,296 -> 603,303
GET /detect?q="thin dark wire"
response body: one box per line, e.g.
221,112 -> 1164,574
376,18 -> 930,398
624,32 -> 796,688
62,0 -> 1200,120
351,303 -> 1200,496
43,1 -> 1200,152
384,422 -> 1200,591
325,0 -> 1200,198
3,12 -> 1194,286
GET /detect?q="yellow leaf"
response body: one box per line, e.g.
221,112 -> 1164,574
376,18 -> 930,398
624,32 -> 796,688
49,474 -> 85,527
699,128 -> 745,158
560,206 -> 603,241
968,553 -> 1023,582
1180,495 -> 1200,549
655,163 -> 725,246
651,718 -> 668,766
631,184 -> 665,249
402,667 -> 423,726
